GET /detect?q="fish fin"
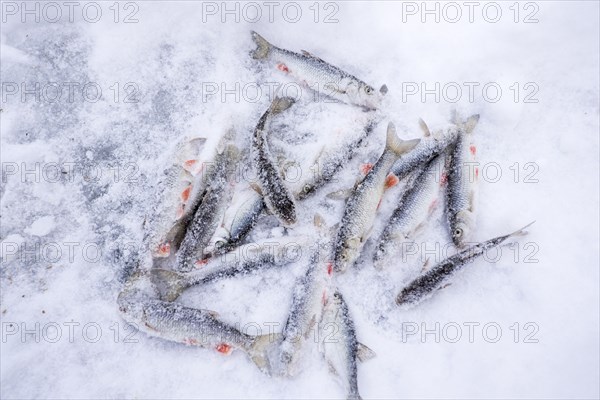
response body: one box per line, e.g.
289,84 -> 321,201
314,213 -> 326,229
508,221 -> 535,238
386,122 -> 420,156
356,342 -> 376,362
149,268 -> 188,302
326,188 -> 353,200
270,96 -> 295,114
421,257 -> 431,272
379,84 -> 388,95
250,31 -> 272,59
188,137 -> 207,153
360,163 -> 374,175
384,174 -> 399,189
464,114 -> 480,134
249,182 -> 263,196
201,309 -> 220,318
301,49 -> 324,62
248,333 -> 279,375
326,360 -> 339,376
183,159 -> 202,176
418,118 -> 431,137
438,283 -> 452,290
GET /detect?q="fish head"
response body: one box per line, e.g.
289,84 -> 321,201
355,82 -> 387,110
451,211 -> 475,247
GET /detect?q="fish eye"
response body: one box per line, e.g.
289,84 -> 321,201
454,228 -> 463,237
364,86 -> 374,95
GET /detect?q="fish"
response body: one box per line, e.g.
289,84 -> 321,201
252,96 -> 298,225
176,133 -> 239,272
396,222 -> 535,307
295,118 -> 379,200
117,269 -> 277,375
151,236 -> 309,302
390,118 -> 459,181
445,114 -> 481,247
205,185 -> 265,256
251,31 -> 387,110
320,291 -> 374,400
278,244 -> 332,376
373,153 -> 446,268
333,122 -> 420,272
143,137 -> 207,258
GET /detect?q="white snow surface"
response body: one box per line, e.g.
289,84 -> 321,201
1,1 -> 599,399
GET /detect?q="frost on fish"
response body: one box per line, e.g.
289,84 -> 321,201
251,31 -> 387,110
373,153 -> 446,268
396,222 -> 534,307
252,97 -> 298,226
445,114 -> 480,247
334,123 -> 420,273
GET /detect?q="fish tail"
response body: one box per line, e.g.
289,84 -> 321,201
386,122 -> 420,157
250,31 -> 272,60
247,333 -> 279,375
508,221 -> 535,238
269,96 -> 296,114
451,110 -> 480,134
150,268 -> 189,302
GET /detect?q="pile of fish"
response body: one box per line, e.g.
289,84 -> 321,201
118,31 -> 533,399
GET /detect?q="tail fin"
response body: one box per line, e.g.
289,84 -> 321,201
451,111 -> 480,134
247,333 -> 280,375
150,269 -> 189,302
250,31 -> 272,60
386,122 -> 421,156
508,221 -> 535,238
269,96 -> 295,114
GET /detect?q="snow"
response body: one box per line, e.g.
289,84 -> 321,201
1,1 -> 599,399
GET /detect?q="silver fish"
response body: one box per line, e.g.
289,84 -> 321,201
390,118 -> 458,181
205,185 -> 265,256
117,268 -> 276,374
176,134 -> 239,272
445,114 -> 480,247
143,137 -> 207,258
321,291 -> 374,400
251,31 -> 387,110
334,123 -> 420,272
151,236 -> 309,302
252,96 -> 297,225
373,153 -> 446,268
296,117 -> 378,200
279,244 -> 332,376
396,222 -> 534,307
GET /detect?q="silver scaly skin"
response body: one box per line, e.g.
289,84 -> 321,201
143,137 -> 207,259
117,265 -> 277,375
373,153 -> 446,268
334,123 -> 420,272
445,114 -> 480,247
205,185 -> 265,256
252,96 -> 297,225
176,135 -> 239,272
278,244 -> 332,376
251,31 -> 387,110
296,117 -> 379,200
396,222 -> 534,307
151,236 -> 310,302
320,291 -> 363,400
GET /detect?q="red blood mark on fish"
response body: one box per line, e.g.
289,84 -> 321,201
158,243 -> 171,257
384,174 -> 399,189
475,167 -> 479,179
216,343 -> 232,354
469,145 -> 477,156
360,163 -> 373,175
276,63 -> 289,73
377,197 -> 383,210
183,338 -> 198,346
440,172 -> 448,186
327,262 -> 333,276
194,259 -> 209,268
181,186 -> 191,202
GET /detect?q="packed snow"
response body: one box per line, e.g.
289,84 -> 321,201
1,1 -> 599,399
